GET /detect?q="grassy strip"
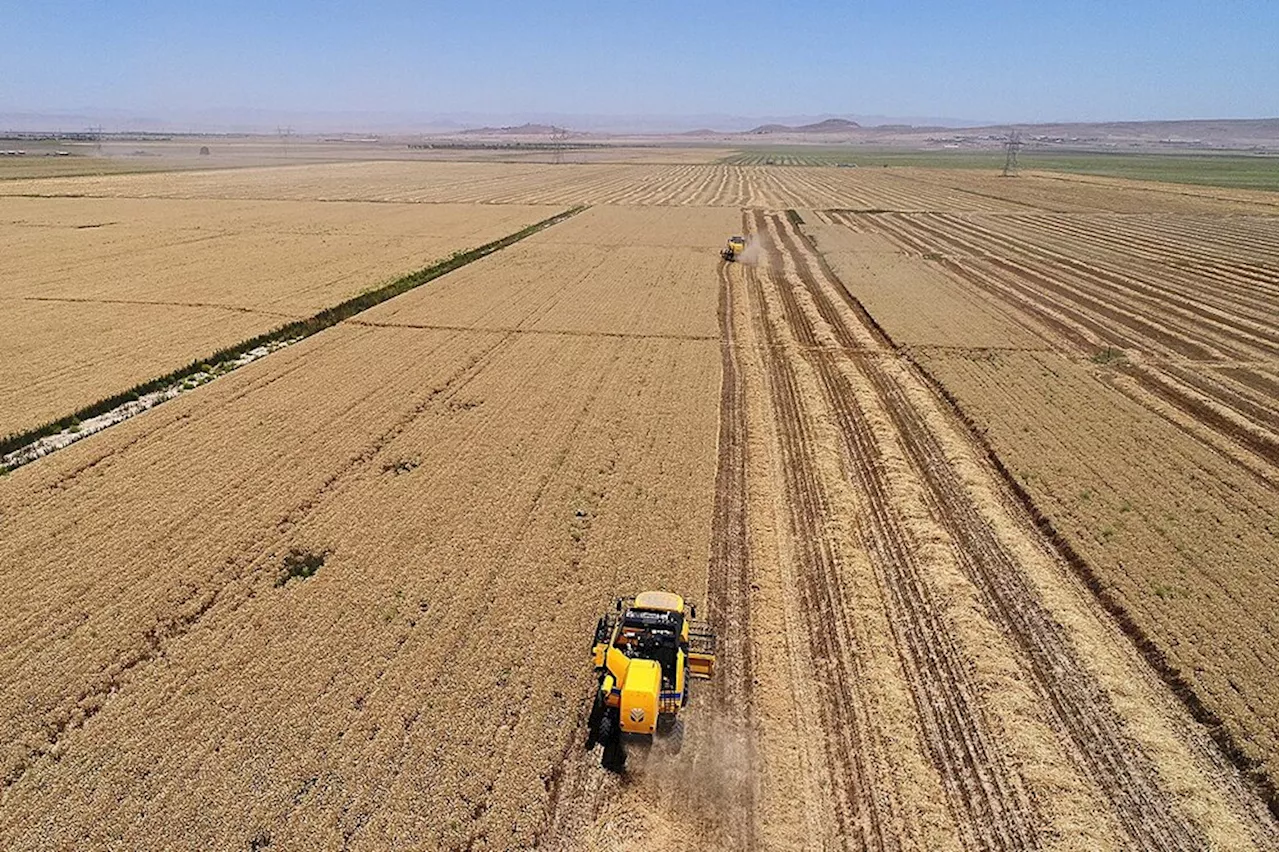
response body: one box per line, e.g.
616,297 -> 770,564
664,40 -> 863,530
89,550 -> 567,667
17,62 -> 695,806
720,147 -> 1279,190
0,205 -> 586,461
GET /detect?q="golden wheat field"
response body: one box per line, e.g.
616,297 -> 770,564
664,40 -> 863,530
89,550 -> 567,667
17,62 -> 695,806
0,159 -> 1275,851
0,197 -> 554,437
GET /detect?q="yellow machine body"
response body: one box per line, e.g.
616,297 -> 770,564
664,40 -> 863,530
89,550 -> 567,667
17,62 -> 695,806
620,659 -> 661,734
687,647 -> 714,679
587,590 -> 718,773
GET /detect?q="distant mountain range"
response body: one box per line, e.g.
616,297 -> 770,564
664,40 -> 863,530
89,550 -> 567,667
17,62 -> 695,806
0,109 -> 1274,152
668,118 -> 1276,151
747,118 -> 862,134
0,108 -> 986,135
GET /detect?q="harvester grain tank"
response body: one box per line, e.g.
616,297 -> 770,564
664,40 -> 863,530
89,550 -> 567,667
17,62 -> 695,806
585,591 -> 716,772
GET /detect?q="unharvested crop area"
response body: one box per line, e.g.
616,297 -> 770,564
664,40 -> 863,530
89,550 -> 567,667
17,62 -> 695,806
0,158 -> 1275,850
0,196 -> 553,437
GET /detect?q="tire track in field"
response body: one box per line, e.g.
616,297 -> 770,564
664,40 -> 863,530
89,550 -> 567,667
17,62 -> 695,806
918,210 -> 1280,467
944,212 -> 1275,326
754,211 -> 1040,851
746,212 -> 896,847
22,295 -> 302,320
706,259 -> 755,844
883,210 -> 1278,361
1010,212 -> 1278,286
1003,215 -> 1277,315
534,263 -> 757,851
1113,363 -> 1279,470
847,211 -> 1128,351
873,214 -> 1225,360
1219,364 -> 1278,398
743,264 -> 891,850
772,210 -> 1214,850
589,258 -> 764,851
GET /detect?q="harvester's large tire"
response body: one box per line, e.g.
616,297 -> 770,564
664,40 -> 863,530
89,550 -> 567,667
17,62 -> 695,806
598,708 -> 626,773
664,718 -> 685,755
602,738 -> 627,773
585,687 -> 607,750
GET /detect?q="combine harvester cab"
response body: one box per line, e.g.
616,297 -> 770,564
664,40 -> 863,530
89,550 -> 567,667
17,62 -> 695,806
586,591 -> 715,773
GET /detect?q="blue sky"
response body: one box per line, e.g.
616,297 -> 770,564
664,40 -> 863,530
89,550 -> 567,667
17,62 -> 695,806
1,1 -> 1276,123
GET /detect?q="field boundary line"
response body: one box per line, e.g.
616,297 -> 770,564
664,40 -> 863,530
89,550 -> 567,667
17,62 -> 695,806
0,204 -> 587,468
1028,170 -> 1280,206
23,295 -> 300,319
343,318 -> 716,343
0,158 -> 358,183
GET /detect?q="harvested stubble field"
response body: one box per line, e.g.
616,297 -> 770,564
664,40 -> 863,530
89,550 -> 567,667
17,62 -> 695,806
6,158 -> 1272,215
802,194 -> 1279,794
0,195 -> 554,438
0,158 -> 1276,851
0,160 -> 1031,210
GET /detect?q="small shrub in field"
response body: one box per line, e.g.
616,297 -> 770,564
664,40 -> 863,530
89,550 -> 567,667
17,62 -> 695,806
276,548 -> 328,587
1091,347 -> 1126,366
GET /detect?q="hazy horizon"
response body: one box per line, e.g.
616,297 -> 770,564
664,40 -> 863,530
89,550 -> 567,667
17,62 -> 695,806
2,1 -> 1276,131
3,107 -> 1278,137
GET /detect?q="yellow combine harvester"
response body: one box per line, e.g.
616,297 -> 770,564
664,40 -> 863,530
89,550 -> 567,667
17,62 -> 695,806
585,591 -> 715,772
721,235 -> 746,261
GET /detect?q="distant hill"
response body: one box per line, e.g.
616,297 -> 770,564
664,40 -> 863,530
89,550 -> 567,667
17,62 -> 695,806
460,123 -> 563,135
748,118 -> 862,134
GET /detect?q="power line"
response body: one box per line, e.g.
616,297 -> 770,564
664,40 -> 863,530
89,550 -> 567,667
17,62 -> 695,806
1002,130 -> 1022,177
551,125 -> 568,165
277,125 -> 293,158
